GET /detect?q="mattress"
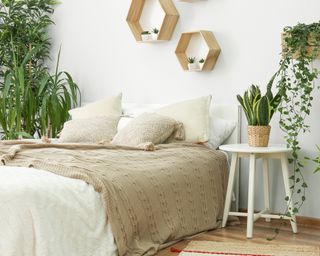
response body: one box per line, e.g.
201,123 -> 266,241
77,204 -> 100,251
0,166 -> 118,256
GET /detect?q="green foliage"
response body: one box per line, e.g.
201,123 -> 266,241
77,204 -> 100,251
152,28 -> 159,34
237,77 -> 283,126
0,0 -> 57,75
0,0 -> 79,140
277,21 -> 320,217
199,58 -> 205,64
187,57 -> 196,64
0,44 -> 40,139
38,48 -> 80,138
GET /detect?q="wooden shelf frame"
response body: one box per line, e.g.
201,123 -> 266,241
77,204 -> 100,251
126,0 -> 180,42
175,30 -> 221,71
281,32 -> 320,59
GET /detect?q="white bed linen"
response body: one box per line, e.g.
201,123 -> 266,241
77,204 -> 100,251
0,166 -> 117,256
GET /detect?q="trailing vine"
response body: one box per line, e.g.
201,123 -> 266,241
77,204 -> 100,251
277,22 -> 320,222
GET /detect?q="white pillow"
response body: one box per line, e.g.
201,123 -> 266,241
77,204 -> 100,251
154,95 -> 212,143
69,93 -> 122,119
206,117 -> 236,149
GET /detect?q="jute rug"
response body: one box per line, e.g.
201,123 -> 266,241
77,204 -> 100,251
171,241 -> 320,256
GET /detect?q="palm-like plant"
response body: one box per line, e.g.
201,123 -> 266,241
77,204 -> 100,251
38,48 -> 80,138
0,43 -> 40,139
0,0 -> 80,140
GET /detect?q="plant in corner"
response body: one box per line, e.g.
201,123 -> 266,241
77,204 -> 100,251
151,28 -> 159,40
187,57 -> 199,71
237,78 -> 283,147
0,0 -> 80,140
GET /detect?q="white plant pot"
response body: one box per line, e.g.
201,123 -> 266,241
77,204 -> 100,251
188,63 -> 200,71
151,33 -> 158,40
199,62 -> 205,69
141,34 -> 152,41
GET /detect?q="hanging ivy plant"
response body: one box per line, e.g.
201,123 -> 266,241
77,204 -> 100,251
277,22 -> 320,219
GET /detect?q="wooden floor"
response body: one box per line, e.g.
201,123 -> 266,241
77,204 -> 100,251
156,217 -> 320,255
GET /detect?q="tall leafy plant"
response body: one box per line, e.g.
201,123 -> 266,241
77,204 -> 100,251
0,43 -> 40,139
0,0 -> 80,139
0,0 -> 55,72
277,22 -> 320,217
38,48 -> 79,138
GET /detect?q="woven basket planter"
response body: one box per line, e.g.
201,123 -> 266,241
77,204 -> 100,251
247,125 -> 271,147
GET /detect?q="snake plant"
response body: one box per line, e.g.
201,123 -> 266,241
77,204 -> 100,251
237,75 -> 283,126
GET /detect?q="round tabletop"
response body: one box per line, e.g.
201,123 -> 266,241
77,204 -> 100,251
219,143 -> 292,154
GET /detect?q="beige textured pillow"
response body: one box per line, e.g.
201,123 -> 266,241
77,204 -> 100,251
59,116 -> 120,143
112,113 -> 184,147
69,93 -> 122,119
154,95 -> 212,143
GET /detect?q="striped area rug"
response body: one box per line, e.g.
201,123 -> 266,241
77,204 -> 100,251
171,241 -> 320,256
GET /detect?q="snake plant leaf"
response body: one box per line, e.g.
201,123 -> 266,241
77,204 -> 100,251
237,94 -> 252,125
256,96 -> 271,126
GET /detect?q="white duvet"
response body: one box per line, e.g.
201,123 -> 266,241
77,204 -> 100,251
0,166 -> 118,256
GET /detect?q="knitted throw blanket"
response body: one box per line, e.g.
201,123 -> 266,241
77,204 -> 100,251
0,141 -> 228,256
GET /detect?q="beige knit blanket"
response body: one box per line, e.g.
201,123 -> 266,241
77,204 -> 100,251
0,141 -> 228,256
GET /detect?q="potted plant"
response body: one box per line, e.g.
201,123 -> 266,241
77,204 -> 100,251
151,28 -> 159,40
199,58 -> 205,69
141,31 -> 151,41
187,57 -> 199,71
237,83 -> 283,147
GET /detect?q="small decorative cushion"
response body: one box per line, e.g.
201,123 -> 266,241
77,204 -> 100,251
154,95 -> 212,143
206,117 -> 237,149
112,113 -> 184,147
59,116 -> 120,143
69,93 -> 122,119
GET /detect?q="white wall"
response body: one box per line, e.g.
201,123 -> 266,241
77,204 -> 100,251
50,0 -> 320,218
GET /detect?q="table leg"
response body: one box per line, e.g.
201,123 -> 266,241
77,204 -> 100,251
280,153 -> 298,234
222,152 -> 238,228
262,158 -> 271,222
247,153 -> 256,238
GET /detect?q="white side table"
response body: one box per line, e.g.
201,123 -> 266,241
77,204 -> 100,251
219,143 -> 298,238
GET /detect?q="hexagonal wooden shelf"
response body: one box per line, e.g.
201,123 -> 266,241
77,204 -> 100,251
126,0 -> 179,42
175,30 -> 221,71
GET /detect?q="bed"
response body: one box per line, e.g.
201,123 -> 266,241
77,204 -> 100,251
0,103 -> 240,256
